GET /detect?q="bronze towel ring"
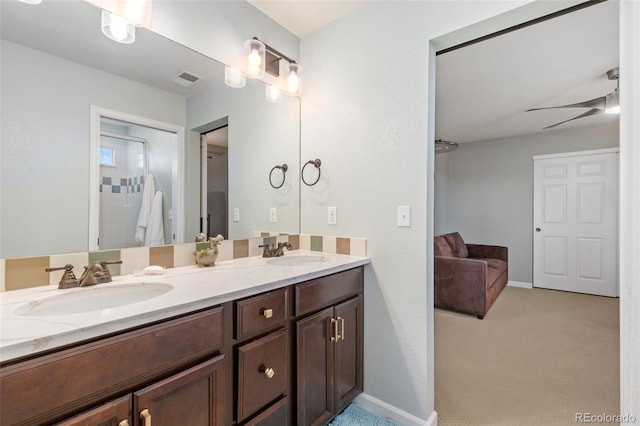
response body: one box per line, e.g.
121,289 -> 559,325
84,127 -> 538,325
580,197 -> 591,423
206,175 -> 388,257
269,163 -> 288,189
301,159 -> 322,186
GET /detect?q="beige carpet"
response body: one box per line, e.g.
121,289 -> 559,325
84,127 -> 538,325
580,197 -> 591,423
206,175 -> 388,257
435,286 -> 620,426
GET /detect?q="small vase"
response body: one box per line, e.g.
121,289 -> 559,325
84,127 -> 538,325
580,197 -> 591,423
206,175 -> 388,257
193,234 -> 224,267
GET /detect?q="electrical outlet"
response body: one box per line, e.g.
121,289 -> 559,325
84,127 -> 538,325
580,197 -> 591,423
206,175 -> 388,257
270,207 -> 277,223
397,205 -> 411,227
233,208 -> 240,222
328,206 -> 337,225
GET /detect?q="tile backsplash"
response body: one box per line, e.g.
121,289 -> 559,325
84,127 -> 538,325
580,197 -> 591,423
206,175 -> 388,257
0,234 -> 367,292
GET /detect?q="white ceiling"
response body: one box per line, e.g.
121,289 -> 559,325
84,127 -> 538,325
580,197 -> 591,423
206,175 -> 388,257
436,0 -> 619,143
247,0 -> 368,38
251,0 -> 619,144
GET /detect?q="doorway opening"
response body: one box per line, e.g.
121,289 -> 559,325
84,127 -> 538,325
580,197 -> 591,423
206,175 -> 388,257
201,125 -> 229,239
89,106 -> 185,250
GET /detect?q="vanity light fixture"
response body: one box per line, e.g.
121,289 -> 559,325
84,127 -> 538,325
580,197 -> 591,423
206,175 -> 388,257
101,0 -> 152,44
101,10 -> 135,44
244,38 -> 266,79
265,85 -> 283,103
225,66 -> 247,88
244,37 -> 303,96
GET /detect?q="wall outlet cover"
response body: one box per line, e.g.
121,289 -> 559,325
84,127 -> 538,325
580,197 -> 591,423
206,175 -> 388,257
328,206 -> 337,225
397,205 -> 411,227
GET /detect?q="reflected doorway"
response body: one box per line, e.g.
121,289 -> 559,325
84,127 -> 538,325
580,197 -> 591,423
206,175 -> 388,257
89,106 -> 185,251
200,125 -> 229,239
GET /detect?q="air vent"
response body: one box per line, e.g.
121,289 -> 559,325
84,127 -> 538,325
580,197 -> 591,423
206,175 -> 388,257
172,71 -> 202,88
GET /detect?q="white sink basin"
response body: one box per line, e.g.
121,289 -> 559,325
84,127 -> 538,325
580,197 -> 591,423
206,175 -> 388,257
267,255 -> 328,267
14,282 -> 173,317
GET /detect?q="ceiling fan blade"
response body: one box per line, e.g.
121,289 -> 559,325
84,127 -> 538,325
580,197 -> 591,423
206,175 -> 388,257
543,108 -> 603,129
526,95 -> 606,112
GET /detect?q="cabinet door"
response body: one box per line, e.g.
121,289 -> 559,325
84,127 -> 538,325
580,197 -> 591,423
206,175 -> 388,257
56,395 -> 131,426
133,355 -> 225,426
296,307 -> 334,426
334,295 -> 364,413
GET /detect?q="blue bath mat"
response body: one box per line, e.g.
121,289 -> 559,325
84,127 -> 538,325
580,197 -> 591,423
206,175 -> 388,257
330,404 -> 399,426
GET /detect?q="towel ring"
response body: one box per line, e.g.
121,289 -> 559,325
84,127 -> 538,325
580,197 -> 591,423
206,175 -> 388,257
269,163 -> 288,189
301,159 -> 322,186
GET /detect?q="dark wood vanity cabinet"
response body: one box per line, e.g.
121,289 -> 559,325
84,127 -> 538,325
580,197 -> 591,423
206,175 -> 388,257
294,268 -> 364,426
0,307 -> 225,426
0,266 -> 364,426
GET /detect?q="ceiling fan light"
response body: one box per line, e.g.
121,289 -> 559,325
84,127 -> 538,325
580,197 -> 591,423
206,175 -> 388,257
435,139 -> 458,154
605,90 -> 620,114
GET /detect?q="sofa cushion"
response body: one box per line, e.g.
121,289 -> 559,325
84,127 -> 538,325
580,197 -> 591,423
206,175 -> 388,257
444,232 -> 469,258
473,258 -> 507,288
434,236 -> 453,257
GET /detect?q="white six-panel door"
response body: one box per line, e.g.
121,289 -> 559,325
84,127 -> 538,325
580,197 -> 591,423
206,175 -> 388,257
533,149 -> 618,297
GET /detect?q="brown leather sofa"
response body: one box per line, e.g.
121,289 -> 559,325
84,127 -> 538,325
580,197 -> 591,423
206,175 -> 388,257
434,232 -> 508,319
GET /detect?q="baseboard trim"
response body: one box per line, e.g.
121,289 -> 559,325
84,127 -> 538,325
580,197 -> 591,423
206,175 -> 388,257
508,280 -> 533,289
353,393 -> 436,426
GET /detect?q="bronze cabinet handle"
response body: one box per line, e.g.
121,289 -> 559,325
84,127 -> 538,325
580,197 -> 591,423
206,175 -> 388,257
330,318 -> 339,342
140,409 -> 151,426
338,316 -> 345,342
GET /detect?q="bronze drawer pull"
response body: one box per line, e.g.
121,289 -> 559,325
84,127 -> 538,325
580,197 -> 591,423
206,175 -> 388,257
140,409 -> 151,426
261,365 -> 275,378
261,308 -> 273,319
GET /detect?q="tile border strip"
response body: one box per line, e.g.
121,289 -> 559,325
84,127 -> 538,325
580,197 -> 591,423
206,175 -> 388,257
0,234 -> 367,292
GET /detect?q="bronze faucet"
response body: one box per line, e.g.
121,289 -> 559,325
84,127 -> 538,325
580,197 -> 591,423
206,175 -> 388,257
259,242 -> 292,257
45,264 -> 80,289
259,244 -> 276,258
273,242 -> 292,257
78,260 -> 123,286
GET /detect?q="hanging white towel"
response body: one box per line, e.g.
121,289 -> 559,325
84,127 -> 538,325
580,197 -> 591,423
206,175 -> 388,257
135,174 -> 156,244
144,191 -> 165,246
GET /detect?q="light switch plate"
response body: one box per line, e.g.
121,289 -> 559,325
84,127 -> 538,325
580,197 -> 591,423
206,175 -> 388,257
397,205 -> 411,227
328,206 -> 337,225
270,207 -> 277,223
233,208 -> 240,222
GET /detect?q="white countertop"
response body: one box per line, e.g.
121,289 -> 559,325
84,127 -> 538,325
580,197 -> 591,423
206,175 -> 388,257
0,250 -> 369,363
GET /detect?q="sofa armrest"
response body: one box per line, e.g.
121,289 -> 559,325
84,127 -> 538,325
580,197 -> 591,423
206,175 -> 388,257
466,244 -> 508,262
434,256 -> 488,316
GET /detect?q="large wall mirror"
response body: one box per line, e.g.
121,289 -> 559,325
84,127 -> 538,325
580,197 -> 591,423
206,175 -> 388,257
0,0 -> 300,259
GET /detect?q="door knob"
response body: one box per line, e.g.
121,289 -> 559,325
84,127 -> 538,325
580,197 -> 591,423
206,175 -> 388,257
535,228 -> 541,232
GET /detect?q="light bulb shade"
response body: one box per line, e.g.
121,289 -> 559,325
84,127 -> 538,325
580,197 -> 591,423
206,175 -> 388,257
285,62 -> 302,96
101,10 -> 135,44
244,39 -> 266,79
265,85 -> 283,103
114,0 -> 152,28
605,90 -> 620,114
225,66 -> 246,88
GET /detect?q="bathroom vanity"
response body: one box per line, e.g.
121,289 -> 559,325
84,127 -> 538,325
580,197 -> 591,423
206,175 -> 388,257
0,251 -> 368,426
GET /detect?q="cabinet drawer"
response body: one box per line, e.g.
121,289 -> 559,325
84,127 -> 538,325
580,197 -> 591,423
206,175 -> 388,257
243,397 -> 288,426
295,267 -> 363,316
236,288 -> 287,340
0,307 -> 223,426
237,329 -> 288,422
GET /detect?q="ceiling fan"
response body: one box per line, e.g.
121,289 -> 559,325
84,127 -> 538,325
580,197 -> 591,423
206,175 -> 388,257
526,67 -> 619,129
